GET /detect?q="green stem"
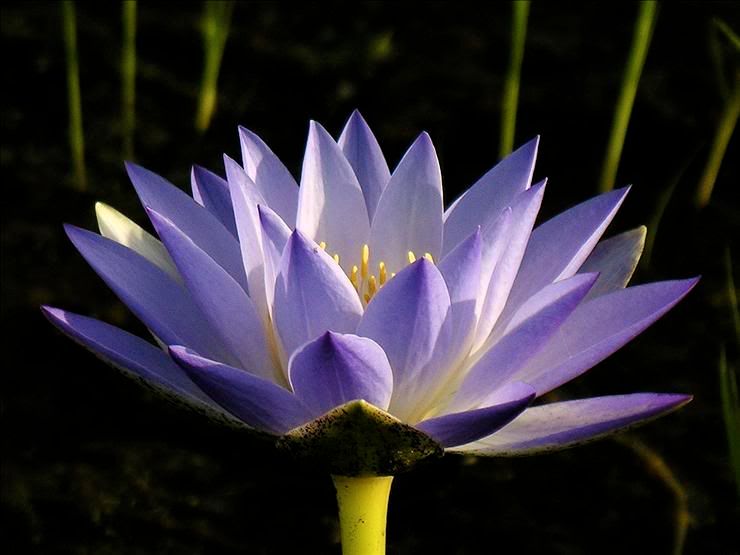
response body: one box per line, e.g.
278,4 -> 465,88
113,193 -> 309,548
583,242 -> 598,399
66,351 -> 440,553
333,475 -> 393,555
598,1 -> 658,193
61,0 -> 86,191
500,0 -> 530,158
121,0 -> 137,159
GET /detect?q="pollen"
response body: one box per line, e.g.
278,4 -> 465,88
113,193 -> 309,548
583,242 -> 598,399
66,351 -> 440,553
378,262 -> 387,285
407,251 -> 416,264
361,244 -> 370,280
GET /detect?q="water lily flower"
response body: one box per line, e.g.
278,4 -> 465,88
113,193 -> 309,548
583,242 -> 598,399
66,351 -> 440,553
43,111 -> 696,553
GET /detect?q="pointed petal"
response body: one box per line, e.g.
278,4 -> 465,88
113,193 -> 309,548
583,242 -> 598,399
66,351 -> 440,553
95,202 -> 180,282
239,126 -> 299,226
190,165 -> 238,237
514,278 -> 699,395
579,226 -> 646,300
258,204 -> 291,314
147,208 -> 276,382
65,225 -> 233,363
443,137 -> 539,255
368,132 -> 444,274
42,307 -> 230,414
273,231 -> 364,358
170,347 -> 311,435
296,121 -> 370,270
453,393 -> 692,455
357,259 -> 451,421
125,162 -> 247,290
338,110 -> 391,220
502,187 -> 630,323
416,382 -> 535,448
450,273 -> 598,412
289,332 -> 393,417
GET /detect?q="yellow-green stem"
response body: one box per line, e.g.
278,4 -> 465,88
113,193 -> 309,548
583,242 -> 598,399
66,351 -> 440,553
500,0 -> 530,158
61,0 -> 86,191
121,0 -> 137,159
333,475 -> 393,555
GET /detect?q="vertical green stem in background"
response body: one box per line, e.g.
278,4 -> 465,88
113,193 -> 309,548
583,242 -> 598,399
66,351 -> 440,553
719,346 -> 740,497
333,475 -> 393,555
500,1 -> 530,158
195,0 -> 235,132
121,0 -> 137,160
598,1 -> 658,193
62,0 -> 86,191
694,72 -> 739,208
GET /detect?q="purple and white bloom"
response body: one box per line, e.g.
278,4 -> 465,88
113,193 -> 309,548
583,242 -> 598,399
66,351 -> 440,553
43,111 -> 696,469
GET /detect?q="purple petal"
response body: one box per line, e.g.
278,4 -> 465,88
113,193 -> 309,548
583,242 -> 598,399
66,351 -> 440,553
125,162 -> 247,290
258,204 -> 291,313
357,258 -> 451,422
239,126 -> 299,226
338,110 -> 391,221
170,346 -> 311,435
65,225 -> 233,363
190,165 -> 238,238
42,307 -> 226,412
273,231 -> 364,358
296,120 -> 370,271
450,273 -> 598,412
289,331 -> 393,417
368,132 -> 444,275
513,278 -> 700,395
416,382 -> 535,447
147,208 -> 277,382
443,137 -> 538,255
452,393 -> 692,455
579,226 -> 646,301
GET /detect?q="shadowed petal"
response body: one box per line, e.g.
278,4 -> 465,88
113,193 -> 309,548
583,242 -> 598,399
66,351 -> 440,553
296,121 -> 370,271
338,110 -> 390,221
289,332 -> 393,417
452,393 -> 692,455
239,126 -> 299,226
357,259 -> 451,421
65,224 -> 233,363
191,165 -> 238,237
579,226 -> 646,300
147,208 -> 276,382
416,382 -> 535,447
95,202 -> 180,283
274,231 -> 364,358
125,162 -> 246,290
369,132 -> 444,275
170,347 -> 311,435
513,278 -> 700,395
443,137 -> 539,255
258,205 -> 291,314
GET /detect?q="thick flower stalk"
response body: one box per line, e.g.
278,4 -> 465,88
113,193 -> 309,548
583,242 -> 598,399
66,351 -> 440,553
44,111 -> 696,552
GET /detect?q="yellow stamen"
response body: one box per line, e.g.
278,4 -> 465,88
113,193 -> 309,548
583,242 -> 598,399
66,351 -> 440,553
378,262 -> 387,285
319,241 -> 327,250
424,252 -> 434,263
391,272 -> 396,279
368,275 -> 377,297
350,265 -> 359,289
407,251 -> 416,264
361,244 -> 370,279
364,293 -> 371,304
333,253 -> 340,265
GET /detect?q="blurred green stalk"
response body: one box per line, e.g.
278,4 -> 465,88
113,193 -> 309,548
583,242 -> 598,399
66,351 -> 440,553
121,1 -> 137,159
62,0 -> 86,190
598,1 -> 658,193
500,1 -> 530,158
195,1 -> 235,132
695,72 -> 739,208
719,346 -> 740,497
725,248 -> 740,344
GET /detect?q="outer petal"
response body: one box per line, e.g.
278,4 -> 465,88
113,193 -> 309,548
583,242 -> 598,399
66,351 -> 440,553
513,278 -> 700,395
125,162 -> 247,290
170,347 -> 311,435
357,258 -> 451,422
190,165 -> 238,237
65,225 -> 232,363
338,110 -> 390,221
368,132 -> 444,275
42,307 -> 230,417
296,121 -> 370,271
443,137 -> 539,255
449,273 -> 598,412
579,226 -> 646,300
289,332 -> 393,417
147,208 -> 276,382
239,126 -> 299,227
501,187 -> 629,324
452,393 -> 692,455
416,382 -> 535,448
258,205 -> 291,314
273,231 -> 364,359
95,202 -> 180,282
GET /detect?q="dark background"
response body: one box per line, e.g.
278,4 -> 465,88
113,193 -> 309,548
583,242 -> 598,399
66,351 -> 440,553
2,2 -> 738,553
